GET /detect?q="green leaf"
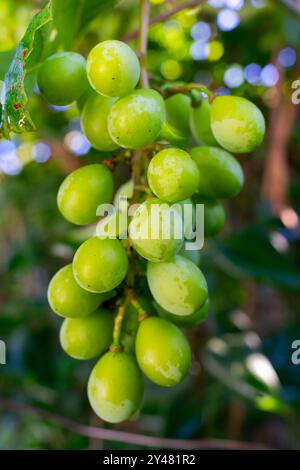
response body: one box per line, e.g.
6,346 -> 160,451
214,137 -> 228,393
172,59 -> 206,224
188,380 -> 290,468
52,0 -> 119,50
211,224 -> 300,291
0,3 -> 52,139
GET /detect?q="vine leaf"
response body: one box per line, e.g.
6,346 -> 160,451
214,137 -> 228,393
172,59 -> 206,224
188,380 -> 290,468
0,2 -> 52,140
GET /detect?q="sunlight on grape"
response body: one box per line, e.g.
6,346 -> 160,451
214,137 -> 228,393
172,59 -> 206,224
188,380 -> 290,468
161,59 -> 182,80
280,207 -> 299,229
246,353 -> 280,389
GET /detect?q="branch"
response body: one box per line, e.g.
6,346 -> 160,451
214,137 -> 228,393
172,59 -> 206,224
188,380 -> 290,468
0,396 -> 270,449
123,0 -> 206,42
138,0 -> 150,88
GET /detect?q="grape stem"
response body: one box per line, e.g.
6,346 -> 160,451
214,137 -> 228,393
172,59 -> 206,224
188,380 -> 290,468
138,0 -> 150,88
110,289 -> 133,352
163,82 -> 214,99
131,297 -> 149,322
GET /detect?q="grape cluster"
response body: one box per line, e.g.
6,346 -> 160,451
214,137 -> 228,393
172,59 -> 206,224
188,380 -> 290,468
43,39 -> 265,424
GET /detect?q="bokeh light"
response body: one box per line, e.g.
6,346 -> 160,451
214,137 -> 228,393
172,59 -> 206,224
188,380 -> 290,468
251,0 -> 267,7
217,8 -> 240,31
277,47 -> 297,68
191,22 -> 211,41
225,0 -> 244,9
32,142 -> 51,163
224,65 -> 244,87
161,59 -> 182,80
64,131 -> 91,156
190,40 -> 208,61
244,63 -> 262,85
206,40 -> 224,61
0,140 -> 22,175
260,64 -> 279,87
208,0 -> 226,7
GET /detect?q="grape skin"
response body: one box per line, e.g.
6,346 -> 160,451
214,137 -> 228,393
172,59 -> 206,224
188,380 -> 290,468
87,40 -> 140,98
57,164 -> 114,226
211,96 -> 265,153
191,146 -> 244,200
73,237 -> 128,293
165,93 -> 191,138
47,264 -> 104,318
88,351 -> 144,423
190,98 -> 218,146
60,309 -> 114,360
129,199 -> 183,262
136,317 -> 191,387
147,255 -> 208,316
38,52 -> 88,106
108,89 -> 166,149
81,94 -> 118,151
147,148 -> 200,203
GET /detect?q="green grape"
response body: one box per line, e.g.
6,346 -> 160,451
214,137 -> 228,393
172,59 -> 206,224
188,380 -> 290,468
147,148 -> 200,203
165,93 -> 191,137
179,245 -> 201,266
190,99 -> 218,146
59,309 -> 114,360
147,255 -> 208,316
96,211 -> 128,240
73,237 -> 128,293
88,351 -> 144,423
47,264 -> 105,318
156,299 -> 209,328
87,40 -> 140,97
204,200 -> 226,236
191,146 -> 244,199
135,317 -> 191,386
108,89 -> 165,149
176,198 -> 196,239
129,199 -> 183,262
57,164 -> 113,225
211,96 -> 266,153
76,82 -> 94,112
81,94 -> 118,151
38,52 -> 88,106
158,120 -> 187,148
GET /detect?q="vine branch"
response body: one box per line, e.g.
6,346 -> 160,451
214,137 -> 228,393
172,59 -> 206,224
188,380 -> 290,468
0,396 -> 270,450
110,289 -> 133,352
123,0 -> 207,42
138,0 -> 150,88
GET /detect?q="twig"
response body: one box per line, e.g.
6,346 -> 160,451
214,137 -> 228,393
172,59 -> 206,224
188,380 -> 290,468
0,396 -> 270,449
163,82 -> 213,98
110,289 -> 133,352
138,0 -> 150,88
123,0 -> 207,42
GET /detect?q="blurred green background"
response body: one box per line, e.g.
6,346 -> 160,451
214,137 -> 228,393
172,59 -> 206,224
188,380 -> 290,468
0,0 -> 300,450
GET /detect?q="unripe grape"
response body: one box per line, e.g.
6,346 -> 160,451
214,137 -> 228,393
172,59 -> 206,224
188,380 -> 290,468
113,179 -> 134,213
38,52 -> 88,106
147,148 -> 200,203
147,255 -> 208,316
47,265 -> 105,318
59,309 -> 113,360
176,198 -> 195,239
191,146 -> 244,199
108,89 -> 165,149
88,351 -> 144,423
165,93 -> 191,137
87,40 -> 140,97
190,99 -> 218,146
73,237 -> 128,293
194,196 -> 226,237
129,199 -> 183,262
136,317 -> 191,386
211,96 -> 265,153
57,164 -> 113,226
157,299 -> 209,328
81,94 -> 118,151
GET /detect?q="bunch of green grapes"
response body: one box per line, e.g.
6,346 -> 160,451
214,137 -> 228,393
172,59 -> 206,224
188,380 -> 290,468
42,39 -> 265,424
